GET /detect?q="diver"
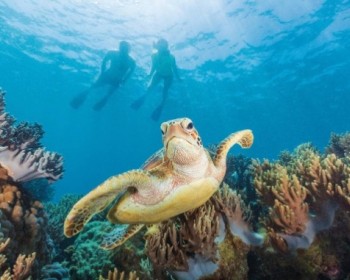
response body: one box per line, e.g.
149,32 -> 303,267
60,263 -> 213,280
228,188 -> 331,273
71,40 -> 136,111
131,38 -> 181,121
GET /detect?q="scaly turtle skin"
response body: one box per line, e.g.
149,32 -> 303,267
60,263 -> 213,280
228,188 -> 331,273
64,117 -> 253,249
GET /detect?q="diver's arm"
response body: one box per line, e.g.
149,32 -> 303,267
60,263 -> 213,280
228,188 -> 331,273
101,51 -> 113,73
149,54 -> 157,77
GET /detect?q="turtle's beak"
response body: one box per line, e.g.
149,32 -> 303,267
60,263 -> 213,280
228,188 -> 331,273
163,125 -> 182,147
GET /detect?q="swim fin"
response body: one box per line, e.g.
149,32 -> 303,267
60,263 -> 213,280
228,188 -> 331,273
131,95 -> 146,110
93,95 -> 110,111
70,91 -> 88,109
151,105 -> 163,121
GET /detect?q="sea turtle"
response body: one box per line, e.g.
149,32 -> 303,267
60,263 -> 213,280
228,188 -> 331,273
64,117 -> 253,249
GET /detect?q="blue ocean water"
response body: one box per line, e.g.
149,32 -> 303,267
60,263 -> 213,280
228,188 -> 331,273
0,0 -> 349,200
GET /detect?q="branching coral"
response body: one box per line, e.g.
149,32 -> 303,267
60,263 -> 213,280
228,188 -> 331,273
253,156 -> 319,251
0,166 -> 53,278
99,267 -> 139,280
145,204 -> 220,279
146,221 -> 188,273
270,173 -> 309,236
252,159 -> 282,206
0,237 -> 37,280
213,183 -> 263,246
180,203 -> 220,260
253,142 -> 350,254
326,132 -> 350,158
246,140 -> 350,279
294,151 -> 350,211
0,89 -> 63,183
12,253 -> 37,280
144,183 -> 261,279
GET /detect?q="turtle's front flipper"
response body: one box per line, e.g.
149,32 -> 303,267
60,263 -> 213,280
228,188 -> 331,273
64,170 -> 152,238
141,148 -> 164,170
101,224 -> 144,250
214,129 -> 254,169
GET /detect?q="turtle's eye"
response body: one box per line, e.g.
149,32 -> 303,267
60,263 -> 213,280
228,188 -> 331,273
182,118 -> 194,131
186,122 -> 193,130
160,123 -> 167,135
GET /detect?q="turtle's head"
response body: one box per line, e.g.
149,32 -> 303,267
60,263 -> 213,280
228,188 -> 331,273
161,118 -> 203,164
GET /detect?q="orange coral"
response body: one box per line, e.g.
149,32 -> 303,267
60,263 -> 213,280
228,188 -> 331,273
12,253 -> 36,280
180,203 -> 220,260
270,173 -> 309,235
145,183 -> 260,279
99,267 -> 139,280
253,161 -> 309,248
146,221 -> 188,272
0,238 -> 36,280
253,144 -> 350,253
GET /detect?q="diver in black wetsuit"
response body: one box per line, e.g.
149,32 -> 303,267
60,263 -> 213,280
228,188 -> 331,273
71,41 -> 135,111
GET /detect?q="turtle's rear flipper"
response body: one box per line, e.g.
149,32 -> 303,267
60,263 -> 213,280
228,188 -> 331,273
100,224 -> 144,250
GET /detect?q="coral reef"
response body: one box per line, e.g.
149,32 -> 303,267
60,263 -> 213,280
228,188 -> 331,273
0,88 -> 343,280
326,132 -> 350,158
99,267 -> 139,280
0,88 -> 63,279
23,178 -> 55,202
41,262 -> 70,280
43,131 -> 349,279
66,221 -> 116,279
252,143 -> 350,252
0,174 -> 53,277
144,183 -> 258,280
44,194 -> 82,259
249,138 -> 350,279
0,237 -> 37,279
0,88 -> 63,183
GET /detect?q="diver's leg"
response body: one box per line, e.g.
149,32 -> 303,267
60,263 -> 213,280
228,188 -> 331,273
147,73 -> 162,92
70,89 -> 89,109
162,75 -> 173,97
93,84 -> 119,111
131,74 -> 161,110
151,76 -> 172,121
70,75 -> 105,109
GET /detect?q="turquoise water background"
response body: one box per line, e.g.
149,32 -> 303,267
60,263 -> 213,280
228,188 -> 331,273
0,0 -> 349,200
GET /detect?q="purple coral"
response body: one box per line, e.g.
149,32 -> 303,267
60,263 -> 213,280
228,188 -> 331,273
0,89 -> 63,183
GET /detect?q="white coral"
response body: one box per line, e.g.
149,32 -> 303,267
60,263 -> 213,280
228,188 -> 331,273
0,146 -> 63,183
